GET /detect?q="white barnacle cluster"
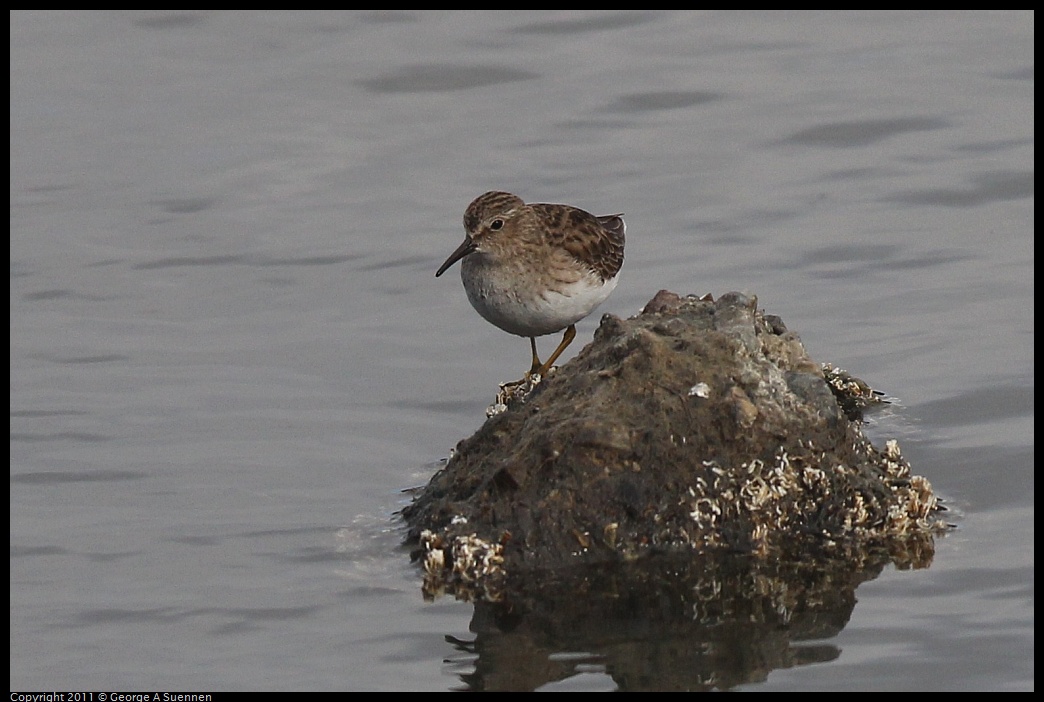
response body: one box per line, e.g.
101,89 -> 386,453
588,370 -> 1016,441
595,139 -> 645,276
822,363 -> 851,391
420,529 -> 449,601
875,438 -> 940,533
450,533 -> 506,585
822,362 -> 877,398
420,528 -> 507,602
680,413 -> 948,563
689,496 -> 722,529
683,460 -> 728,537
749,522 -> 770,556
882,438 -> 912,480
738,449 -> 804,515
886,473 -> 939,534
680,431 -> 944,554
488,373 -> 544,416
738,458 -> 772,511
420,529 -> 447,578
842,492 -> 871,533
687,450 -> 806,538
905,475 -> 938,525
800,465 -> 828,490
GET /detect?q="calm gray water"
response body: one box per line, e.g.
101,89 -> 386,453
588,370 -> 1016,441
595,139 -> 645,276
10,11 -> 1033,691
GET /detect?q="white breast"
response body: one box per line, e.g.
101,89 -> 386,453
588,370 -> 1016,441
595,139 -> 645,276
460,256 -> 618,338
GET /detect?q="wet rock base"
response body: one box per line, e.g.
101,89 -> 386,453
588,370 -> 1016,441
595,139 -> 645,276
403,291 -> 948,603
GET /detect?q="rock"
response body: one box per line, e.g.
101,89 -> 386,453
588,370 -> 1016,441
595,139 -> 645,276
403,291 -> 948,602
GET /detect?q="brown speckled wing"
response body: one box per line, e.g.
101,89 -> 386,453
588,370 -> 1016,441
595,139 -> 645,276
532,203 -> 626,282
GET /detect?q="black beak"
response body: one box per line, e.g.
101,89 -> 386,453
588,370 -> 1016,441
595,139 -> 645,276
435,237 -> 477,277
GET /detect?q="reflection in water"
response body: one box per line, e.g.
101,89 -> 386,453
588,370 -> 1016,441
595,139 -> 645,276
442,543 -> 932,691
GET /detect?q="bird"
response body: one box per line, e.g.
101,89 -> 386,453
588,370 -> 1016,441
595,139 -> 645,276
436,191 -> 625,379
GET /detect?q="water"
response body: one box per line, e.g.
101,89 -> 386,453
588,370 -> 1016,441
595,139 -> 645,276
10,10 -> 1033,691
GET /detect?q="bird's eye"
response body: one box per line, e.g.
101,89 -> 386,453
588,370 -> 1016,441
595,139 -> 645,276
489,219 -> 504,231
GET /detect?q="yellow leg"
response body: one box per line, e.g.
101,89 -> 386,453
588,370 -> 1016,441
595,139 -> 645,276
534,324 -> 576,377
528,337 -> 543,375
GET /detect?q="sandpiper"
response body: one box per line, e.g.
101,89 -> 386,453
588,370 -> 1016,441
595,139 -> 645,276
436,191 -> 625,379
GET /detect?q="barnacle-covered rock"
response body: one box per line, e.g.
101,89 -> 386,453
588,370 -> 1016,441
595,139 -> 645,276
403,291 -> 948,601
